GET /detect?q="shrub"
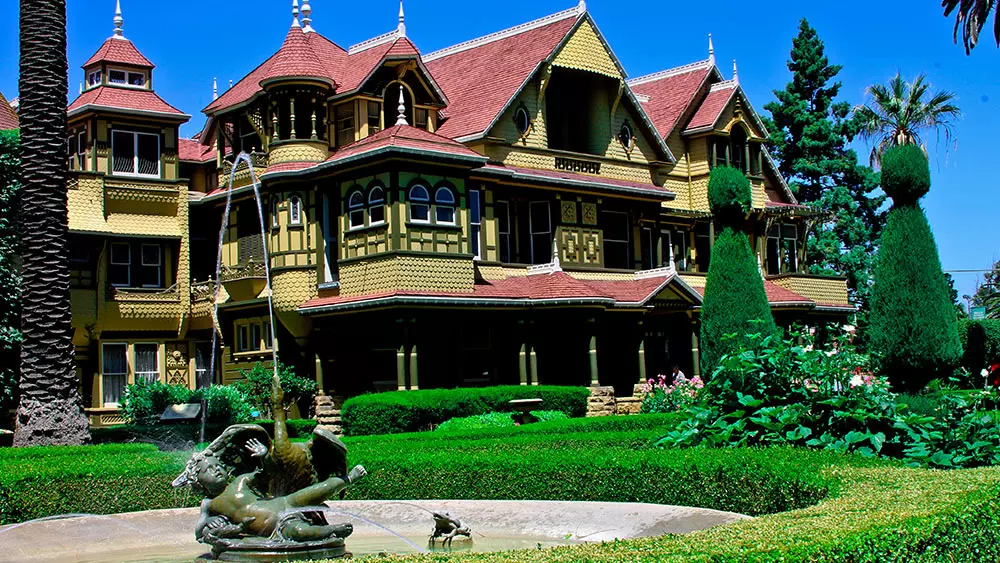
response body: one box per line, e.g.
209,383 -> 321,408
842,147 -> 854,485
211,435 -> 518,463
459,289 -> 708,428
959,318 -> 1000,375
707,165 -> 752,221
234,361 -> 316,418
700,226 -> 776,372
880,144 -> 931,205
122,382 -> 254,426
341,385 -> 590,436
640,373 -> 706,413
434,410 -> 568,432
870,202 -> 961,391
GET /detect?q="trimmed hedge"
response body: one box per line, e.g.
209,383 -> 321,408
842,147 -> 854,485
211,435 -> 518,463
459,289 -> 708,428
959,318 -> 1000,374
434,410 -> 568,432
340,385 -> 589,436
89,418 -> 319,448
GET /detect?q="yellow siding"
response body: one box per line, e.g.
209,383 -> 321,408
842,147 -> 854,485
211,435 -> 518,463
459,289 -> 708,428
551,19 -> 621,78
770,275 -> 851,306
338,254 -> 474,296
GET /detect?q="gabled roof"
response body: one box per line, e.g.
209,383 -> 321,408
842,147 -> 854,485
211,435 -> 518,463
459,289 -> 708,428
0,91 -> 18,130
424,7 -> 581,140
68,85 -> 189,120
178,138 -> 217,163
683,80 -> 738,132
628,60 -> 717,139
83,36 -> 154,68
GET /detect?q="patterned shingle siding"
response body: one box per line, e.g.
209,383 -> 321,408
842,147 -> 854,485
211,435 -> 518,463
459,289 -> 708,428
551,19 -> 620,78
339,254 -> 474,297
770,275 -> 850,306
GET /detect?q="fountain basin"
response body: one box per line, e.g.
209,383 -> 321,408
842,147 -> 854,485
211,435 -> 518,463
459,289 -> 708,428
0,500 -> 749,562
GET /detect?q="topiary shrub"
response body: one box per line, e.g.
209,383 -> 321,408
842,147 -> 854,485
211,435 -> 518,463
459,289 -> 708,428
880,144 -> 931,205
958,318 -> 1000,375
870,146 -> 961,392
707,165 -> 752,222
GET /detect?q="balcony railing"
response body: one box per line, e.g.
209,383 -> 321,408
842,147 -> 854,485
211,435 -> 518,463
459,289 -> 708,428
220,259 -> 267,283
220,152 -> 269,189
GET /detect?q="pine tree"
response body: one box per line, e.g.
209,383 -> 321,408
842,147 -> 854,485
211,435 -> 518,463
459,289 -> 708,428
869,145 -> 961,392
762,19 -> 885,340
700,167 -> 776,373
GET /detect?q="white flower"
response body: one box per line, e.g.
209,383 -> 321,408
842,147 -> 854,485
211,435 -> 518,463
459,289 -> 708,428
849,375 -> 864,388
983,369 -> 990,378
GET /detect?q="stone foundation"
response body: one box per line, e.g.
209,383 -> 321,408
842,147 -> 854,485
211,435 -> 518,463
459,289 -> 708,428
586,385 -> 616,417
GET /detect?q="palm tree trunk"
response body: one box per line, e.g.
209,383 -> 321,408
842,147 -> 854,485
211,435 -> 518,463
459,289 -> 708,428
14,0 -> 90,446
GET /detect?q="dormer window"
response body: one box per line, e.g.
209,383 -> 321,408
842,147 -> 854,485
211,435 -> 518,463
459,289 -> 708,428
87,71 -> 102,87
108,69 -> 146,88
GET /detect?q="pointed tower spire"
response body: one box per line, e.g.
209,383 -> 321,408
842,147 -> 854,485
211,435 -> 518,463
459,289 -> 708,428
113,0 -> 124,37
397,0 -> 406,38
302,0 -> 313,33
395,85 -> 408,126
733,59 -> 739,84
212,77 -> 218,100
291,0 -> 301,29
708,33 -> 715,64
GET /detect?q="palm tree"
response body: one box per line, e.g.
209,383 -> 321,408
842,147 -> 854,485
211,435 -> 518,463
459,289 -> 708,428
942,0 -> 999,53
853,73 -> 961,166
14,0 -> 90,445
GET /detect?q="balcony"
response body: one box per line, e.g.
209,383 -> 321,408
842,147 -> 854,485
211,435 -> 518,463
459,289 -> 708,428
219,152 -> 269,190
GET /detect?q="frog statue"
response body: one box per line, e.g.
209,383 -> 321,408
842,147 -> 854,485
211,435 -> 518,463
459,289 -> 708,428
172,373 -> 365,561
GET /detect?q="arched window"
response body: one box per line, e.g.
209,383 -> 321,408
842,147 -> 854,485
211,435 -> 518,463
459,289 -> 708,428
435,186 -> 456,225
368,185 -> 385,225
348,190 -> 365,229
729,125 -> 748,173
289,195 -> 303,226
409,185 -> 430,223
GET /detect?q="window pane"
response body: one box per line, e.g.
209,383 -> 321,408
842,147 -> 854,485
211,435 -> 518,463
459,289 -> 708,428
237,325 -> 249,352
102,343 -> 127,405
410,186 -> 429,202
141,244 -> 161,266
264,322 -> 273,350
128,72 -> 145,86
349,209 -> 365,229
136,134 -> 159,176
496,201 -> 510,263
436,206 -> 455,224
109,70 -> 126,84
469,190 -> 481,223
435,187 -> 455,204
368,101 -> 381,134
766,238 -> 779,276
529,202 -> 550,234
531,234 -> 551,264
599,211 -> 629,241
289,198 -> 301,224
414,108 -> 428,130
250,323 -> 262,351
640,228 -> 653,270
112,131 -> 135,173
349,191 -> 364,208
370,204 -> 385,225
134,343 -> 158,384
411,203 -> 429,222
110,242 -> 130,286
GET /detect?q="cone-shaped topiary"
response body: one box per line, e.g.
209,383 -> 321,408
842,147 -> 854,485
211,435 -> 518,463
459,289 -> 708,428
700,167 -> 776,374
869,146 -> 961,392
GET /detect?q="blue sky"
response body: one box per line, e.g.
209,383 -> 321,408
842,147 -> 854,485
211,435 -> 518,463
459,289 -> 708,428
1,0 -> 997,302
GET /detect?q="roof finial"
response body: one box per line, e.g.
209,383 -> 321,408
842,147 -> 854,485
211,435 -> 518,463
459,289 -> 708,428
397,0 -> 406,38
708,33 -> 715,64
79,81 -> 83,94
395,84 -> 408,126
229,79 -> 234,89
551,238 -> 562,272
302,0 -> 313,33
113,0 -> 124,37
291,0 -> 301,29
577,0 -> 586,15
212,77 -> 218,100
733,59 -> 739,84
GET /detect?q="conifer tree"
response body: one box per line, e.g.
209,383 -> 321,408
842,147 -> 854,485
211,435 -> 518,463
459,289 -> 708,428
700,167 -> 776,373
869,145 -> 961,392
763,19 -> 885,340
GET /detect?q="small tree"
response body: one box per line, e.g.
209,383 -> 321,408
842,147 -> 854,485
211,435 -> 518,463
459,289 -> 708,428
869,145 -> 961,391
700,167 -> 776,373
236,361 -> 316,419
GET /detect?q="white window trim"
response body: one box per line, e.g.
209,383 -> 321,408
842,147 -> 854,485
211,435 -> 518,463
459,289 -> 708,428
528,201 -> 551,264
132,342 -> 160,385
368,186 -> 386,227
87,70 -> 102,88
110,241 -> 131,287
469,189 -> 482,260
434,187 -> 457,226
100,342 -> 129,407
111,130 -> 161,178
140,243 -> 162,288
108,67 -> 147,89
409,185 -> 431,224
289,196 -> 303,226
347,190 -> 366,230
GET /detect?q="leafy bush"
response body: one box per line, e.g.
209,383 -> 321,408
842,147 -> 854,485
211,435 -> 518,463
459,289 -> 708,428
700,227 -> 777,373
0,130 -> 20,413
122,381 -> 254,426
870,146 -> 961,392
640,373 -> 706,413
341,385 -> 589,436
959,318 -> 1000,374
434,410 -> 568,432
234,361 -> 316,418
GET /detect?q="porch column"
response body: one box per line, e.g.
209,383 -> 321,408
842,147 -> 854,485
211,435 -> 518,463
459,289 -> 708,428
519,343 -> 528,386
588,334 -> 599,386
408,344 -> 419,390
690,319 -> 702,378
314,352 -> 325,396
396,344 -> 406,391
529,344 -> 538,386
637,339 -> 646,384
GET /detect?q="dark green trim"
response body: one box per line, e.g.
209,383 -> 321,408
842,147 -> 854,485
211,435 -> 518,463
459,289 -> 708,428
337,249 -> 473,265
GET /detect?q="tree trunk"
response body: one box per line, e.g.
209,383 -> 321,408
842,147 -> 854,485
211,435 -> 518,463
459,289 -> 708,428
14,0 -> 90,446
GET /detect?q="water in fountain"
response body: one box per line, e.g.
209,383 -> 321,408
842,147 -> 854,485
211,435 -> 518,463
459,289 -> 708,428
201,152 -> 280,444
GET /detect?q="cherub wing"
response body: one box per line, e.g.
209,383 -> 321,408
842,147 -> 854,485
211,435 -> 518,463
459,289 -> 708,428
308,426 -> 349,482
208,424 -> 272,476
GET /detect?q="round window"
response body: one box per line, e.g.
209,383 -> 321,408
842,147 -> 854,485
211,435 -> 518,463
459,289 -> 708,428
618,122 -> 633,149
514,107 -> 530,136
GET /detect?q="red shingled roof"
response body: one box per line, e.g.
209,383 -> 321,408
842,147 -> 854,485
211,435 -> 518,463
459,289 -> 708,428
329,124 -> 486,162
476,164 -> 673,198
178,138 -> 217,162
630,63 -> 712,139
425,13 -> 579,140
690,279 -> 815,307
260,28 -> 334,88
205,31 -> 425,115
684,82 -> 736,133
68,85 -> 187,118
0,91 -> 18,130
83,37 -> 154,68
299,270 -> 696,312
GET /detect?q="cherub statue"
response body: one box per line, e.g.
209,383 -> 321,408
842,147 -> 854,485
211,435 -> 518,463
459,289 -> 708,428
430,512 -> 472,547
172,371 -> 365,557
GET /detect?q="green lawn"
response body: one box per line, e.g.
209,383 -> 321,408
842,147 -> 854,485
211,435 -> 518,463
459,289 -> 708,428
3,414 -> 1000,562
